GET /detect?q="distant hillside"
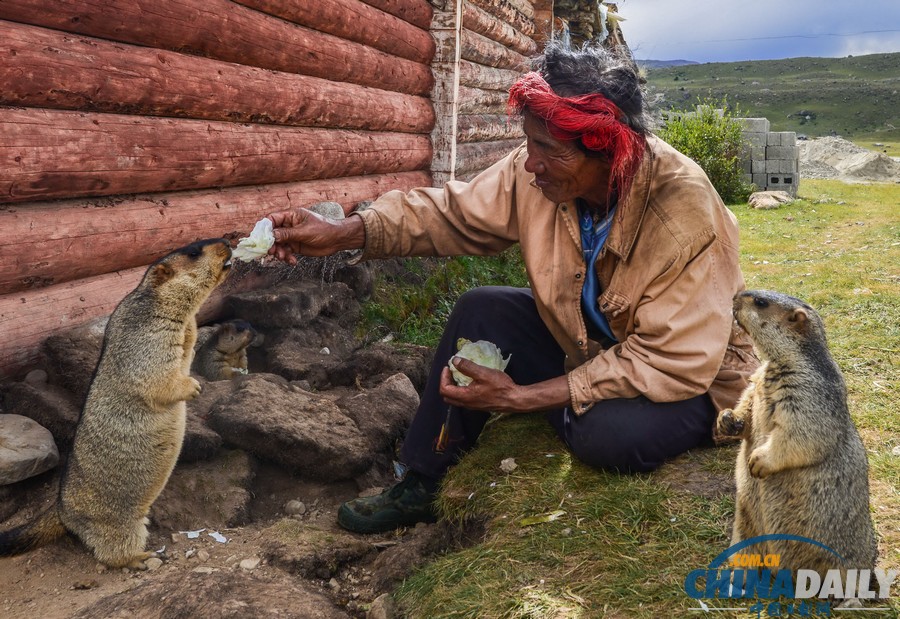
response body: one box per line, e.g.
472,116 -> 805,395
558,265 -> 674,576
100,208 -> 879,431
637,59 -> 699,69
643,52 -> 900,142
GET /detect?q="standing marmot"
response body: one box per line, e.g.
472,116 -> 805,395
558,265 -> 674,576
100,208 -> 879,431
0,239 -> 232,568
191,319 -> 257,380
717,290 -> 877,578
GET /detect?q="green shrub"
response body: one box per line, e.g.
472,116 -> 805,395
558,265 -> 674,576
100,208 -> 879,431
657,98 -> 753,204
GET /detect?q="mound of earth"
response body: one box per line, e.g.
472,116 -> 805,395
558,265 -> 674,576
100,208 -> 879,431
799,136 -> 900,182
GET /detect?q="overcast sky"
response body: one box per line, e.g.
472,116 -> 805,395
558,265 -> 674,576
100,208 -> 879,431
615,0 -> 900,63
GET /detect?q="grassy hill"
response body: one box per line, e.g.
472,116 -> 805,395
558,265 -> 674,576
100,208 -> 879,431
643,52 -> 900,144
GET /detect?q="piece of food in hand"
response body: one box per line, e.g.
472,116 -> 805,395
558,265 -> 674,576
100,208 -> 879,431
448,338 -> 511,386
233,218 -> 275,262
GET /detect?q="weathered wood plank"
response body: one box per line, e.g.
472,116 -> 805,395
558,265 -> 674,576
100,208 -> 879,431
359,0 -> 433,30
462,0 -> 537,57
0,0 -> 433,95
457,114 -> 523,143
0,109 -> 433,204
460,28 -> 530,71
459,60 -> 523,90
0,21 -> 434,134
455,138 -> 522,175
457,85 -> 510,115
0,172 -> 430,294
468,0 -> 535,37
232,0 -> 434,64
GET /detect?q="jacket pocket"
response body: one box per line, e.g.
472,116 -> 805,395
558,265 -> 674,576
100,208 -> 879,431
598,289 -> 630,318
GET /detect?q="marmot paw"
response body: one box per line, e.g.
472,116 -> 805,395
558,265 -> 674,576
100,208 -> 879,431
717,409 -> 745,436
748,448 -> 774,478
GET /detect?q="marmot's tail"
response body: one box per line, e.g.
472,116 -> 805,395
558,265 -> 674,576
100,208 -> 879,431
0,508 -> 66,556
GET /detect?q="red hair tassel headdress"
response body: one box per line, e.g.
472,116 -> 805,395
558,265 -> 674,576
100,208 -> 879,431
508,71 -> 645,202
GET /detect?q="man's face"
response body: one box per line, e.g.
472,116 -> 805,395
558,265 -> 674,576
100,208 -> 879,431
522,112 -> 611,209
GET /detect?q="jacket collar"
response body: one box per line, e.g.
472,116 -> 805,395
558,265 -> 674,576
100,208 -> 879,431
604,136 -> 655,261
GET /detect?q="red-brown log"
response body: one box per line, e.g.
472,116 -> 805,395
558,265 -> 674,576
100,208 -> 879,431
455,138 -> 523,176
461,28 -> 530,72
457,114 -> 523,143
0,172 -> 430,294
0,0 -> 433,96
232,0 -> 434,64
359,0 -> 433,30
0,108 -> 433,205
468,0 -> 534,37
462,1 -> 537,57
0,21 -> 433,134
459,60 -> 523,90
0,260 -> 344,379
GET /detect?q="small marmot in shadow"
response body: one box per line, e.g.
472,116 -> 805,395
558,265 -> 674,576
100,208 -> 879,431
0,239 -> 232,568
717,289 -> 877,579
192,319 -> 258,381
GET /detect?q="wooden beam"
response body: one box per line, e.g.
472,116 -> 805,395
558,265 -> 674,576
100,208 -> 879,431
468,0 -> 534,37
459,60 -> 522,90
462,0 -> 537,58
457,114 -> 522,143
359,0 -> 433,30
0,108 -> 432,204
0,0 -> 433,95
455,138 -> 522,176
0,21 -> 433,134
232,0 -> 434,64
0,172 -> 431,294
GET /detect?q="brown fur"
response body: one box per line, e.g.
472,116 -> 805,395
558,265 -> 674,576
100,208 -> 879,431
0,239 -> 232,568
716,290 -> 877,579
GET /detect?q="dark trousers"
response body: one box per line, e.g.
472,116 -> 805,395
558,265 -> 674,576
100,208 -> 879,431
400,286 -> 716,480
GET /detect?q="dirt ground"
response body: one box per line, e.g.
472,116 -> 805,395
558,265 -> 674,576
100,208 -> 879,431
0,458 -> 389,619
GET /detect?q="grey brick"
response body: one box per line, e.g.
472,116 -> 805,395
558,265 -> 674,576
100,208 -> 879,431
737,118 -> 770,133
752,160 -> 767,174
766,146 -> 798,160
744,132 -> 767,148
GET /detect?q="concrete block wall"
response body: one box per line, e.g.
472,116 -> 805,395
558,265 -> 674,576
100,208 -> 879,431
737,118 -> 800,196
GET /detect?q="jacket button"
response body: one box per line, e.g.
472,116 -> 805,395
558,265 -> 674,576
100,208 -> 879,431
561,205 -> 567,212
577,340 -> 583,346
575,273 -> 582,279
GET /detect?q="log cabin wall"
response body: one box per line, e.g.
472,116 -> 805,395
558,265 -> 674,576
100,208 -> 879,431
0,0 -> 439,377
429,0 -> 548,184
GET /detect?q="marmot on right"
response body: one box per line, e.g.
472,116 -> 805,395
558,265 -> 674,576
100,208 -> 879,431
717,290 -> 877,579
192,319 -> 257,380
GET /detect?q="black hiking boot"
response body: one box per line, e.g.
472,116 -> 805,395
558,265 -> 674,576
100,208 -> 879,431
337,471 -> 438,534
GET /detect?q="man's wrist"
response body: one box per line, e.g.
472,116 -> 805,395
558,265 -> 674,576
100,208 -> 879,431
338,214 -> 366,251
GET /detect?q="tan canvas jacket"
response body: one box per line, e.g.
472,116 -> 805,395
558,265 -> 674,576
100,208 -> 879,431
356,135 -> 759,417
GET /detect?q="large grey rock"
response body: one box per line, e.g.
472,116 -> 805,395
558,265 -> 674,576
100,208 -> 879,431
71,570 -> 351,619
262,518 -> 373,579
367,594 -> 399,619
206,375 -> 371,481
337,373 -> 418,453
2,381 -> 81,448
328,342 -> 433,392
152,449 -> 255,530
266,325 -> 348,388
225,281 -> 358,330
0,414 -> 60,485
371,522 -> 457,594
39,317 -> 106,402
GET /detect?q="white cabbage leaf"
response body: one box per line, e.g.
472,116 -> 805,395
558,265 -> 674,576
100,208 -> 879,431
448,338 -> 511,386
233,218 -> 275,262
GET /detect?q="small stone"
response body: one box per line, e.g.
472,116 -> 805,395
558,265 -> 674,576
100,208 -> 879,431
197,550 -> 210,562
561,528 -> 572,536
328,578 -> 340,591
70,580 -> 98,590
239,557 -> 260,571
499,457 -> 517,473
284,500 -> 307,516
144,558 -> 163,571
192,567 -> 215,574
892,445 -> 900,457
319,347 -> 331,355
170,533 -> 184,544
367,593 -> 398,619
184,549 -> 196,559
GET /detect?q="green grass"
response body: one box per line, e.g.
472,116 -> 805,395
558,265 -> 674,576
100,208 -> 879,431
644,53 -> 900,141
374,179 -> 900,618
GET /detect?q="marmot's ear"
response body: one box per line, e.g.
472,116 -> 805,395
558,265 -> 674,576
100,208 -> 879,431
788,308 -> 808,324
150,262 -> 175,286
